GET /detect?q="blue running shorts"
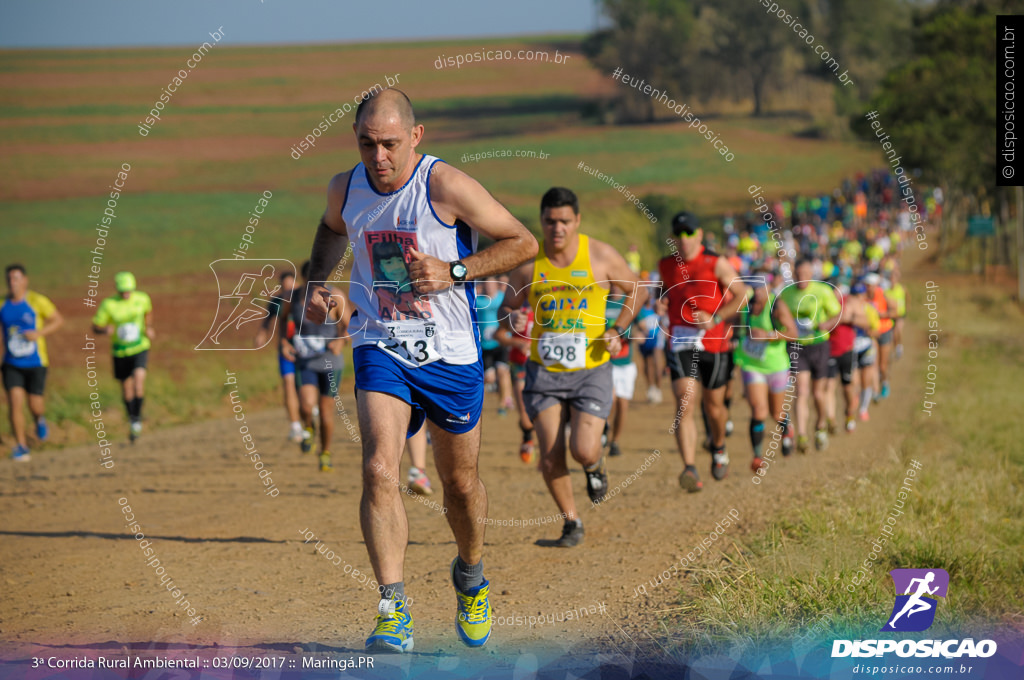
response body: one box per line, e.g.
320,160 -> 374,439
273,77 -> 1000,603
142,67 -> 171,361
353,345 -> 483,437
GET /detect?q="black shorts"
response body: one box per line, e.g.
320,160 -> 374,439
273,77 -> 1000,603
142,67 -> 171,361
788,341 -> 830,380
295,356 -> 341,397
2,363 -> 47,395
665,348 -> 733,390
829,350 -> 855,385
113,350 -> 149,381
482,346 -> 508,372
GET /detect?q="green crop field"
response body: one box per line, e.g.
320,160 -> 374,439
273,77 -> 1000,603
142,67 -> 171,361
0,36 -> 883,440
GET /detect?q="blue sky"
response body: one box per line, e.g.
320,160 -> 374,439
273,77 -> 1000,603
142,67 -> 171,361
0,0 -> 601,48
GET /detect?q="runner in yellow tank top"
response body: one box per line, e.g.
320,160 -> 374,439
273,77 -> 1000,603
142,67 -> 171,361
502,187 -> 646,548
889,267 -> 908,360
527,233 -> 610,371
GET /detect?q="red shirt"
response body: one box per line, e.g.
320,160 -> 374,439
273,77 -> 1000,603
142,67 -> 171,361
508,308 -> 534,365
829,295 -> 855,357
658,246 -> 731,353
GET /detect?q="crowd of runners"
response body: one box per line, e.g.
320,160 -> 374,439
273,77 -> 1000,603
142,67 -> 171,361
2,87 -> 936,655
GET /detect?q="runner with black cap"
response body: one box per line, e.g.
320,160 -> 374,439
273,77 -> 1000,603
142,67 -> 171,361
658,212 -> 749,491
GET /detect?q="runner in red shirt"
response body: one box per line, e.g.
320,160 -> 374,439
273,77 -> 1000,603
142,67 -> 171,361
658,212 -> 749,491
827,290 -> 874,433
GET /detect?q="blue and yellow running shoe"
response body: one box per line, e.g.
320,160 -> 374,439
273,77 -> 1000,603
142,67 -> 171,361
365,598 -> 413,653
451,559 -> 492,647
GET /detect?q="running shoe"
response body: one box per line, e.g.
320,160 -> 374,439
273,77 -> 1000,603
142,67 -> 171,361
608,441 -> 622,458
365,598 -> 414,653
319,451 -> 333,472
288,422 -> 304,443
880,382 -> 890,399
678,466 -> 703,493
814,429 -> 829,452
845,417 -> 856,432
129,421 -> 142,443
827,419 -> 837,436
300,427 -> 314,453
451,559 -> 492,647
312,405 -> 320,420
895,344 -> 904,360
750,457 -> 766,473
407,467 -> 433,495
725,419 -> 734,437
519,440 -> 535,464
554,519 -> 584,547
647,385 -> 663,404
35,417 -> 48,442
859,410 -> 870,422
797,434 -> 809,454
585,458 -> 608,503
781,426 -> 795,457
712,451 -> 730,480
11,444 -> 30,462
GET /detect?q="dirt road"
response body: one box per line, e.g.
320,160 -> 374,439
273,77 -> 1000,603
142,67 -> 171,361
0,282 -> 920,670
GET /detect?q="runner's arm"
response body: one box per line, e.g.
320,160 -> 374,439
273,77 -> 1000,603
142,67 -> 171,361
712,257 -> 750,323
307,172 -> 352,323
819,286 -> 844,333
145,312 -> 155,340
91,302 -> 110,335
32,305 -> 63,340
594,239 -> 647,335
771,296 -> 799,341
413,163 -> 538,290
498,260 -> 534,335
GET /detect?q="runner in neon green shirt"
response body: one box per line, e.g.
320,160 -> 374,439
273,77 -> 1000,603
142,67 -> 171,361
92,272 -> 153,442
777,260 -> 842,453
889,268 -> 908,360
733,275 -> 798,471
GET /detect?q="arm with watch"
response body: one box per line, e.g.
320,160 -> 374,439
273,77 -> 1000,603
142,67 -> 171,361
405,163 -> 538,294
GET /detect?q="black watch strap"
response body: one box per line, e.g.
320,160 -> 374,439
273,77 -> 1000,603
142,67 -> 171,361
450,260 -> 468,283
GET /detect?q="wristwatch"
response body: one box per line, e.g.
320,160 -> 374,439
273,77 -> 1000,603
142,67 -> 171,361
449,260 -> 468,283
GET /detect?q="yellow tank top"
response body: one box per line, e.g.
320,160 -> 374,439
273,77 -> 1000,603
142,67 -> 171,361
528,234 -> 609,371
890,283 -> 906,317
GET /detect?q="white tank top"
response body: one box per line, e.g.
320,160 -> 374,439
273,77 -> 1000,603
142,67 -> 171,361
342,155 -> 480,366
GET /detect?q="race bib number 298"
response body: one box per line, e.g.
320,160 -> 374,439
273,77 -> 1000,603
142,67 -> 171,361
538,333 -> 587,370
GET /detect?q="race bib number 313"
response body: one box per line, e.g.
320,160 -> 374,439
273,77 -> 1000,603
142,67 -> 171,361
378,321 -> 441,367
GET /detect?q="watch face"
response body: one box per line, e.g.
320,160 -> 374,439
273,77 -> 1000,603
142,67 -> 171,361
452,263 -> 468,279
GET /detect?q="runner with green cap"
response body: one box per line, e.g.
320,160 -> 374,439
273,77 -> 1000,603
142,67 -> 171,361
92,272 -> 154,442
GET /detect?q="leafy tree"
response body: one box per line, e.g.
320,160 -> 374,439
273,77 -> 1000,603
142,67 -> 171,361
859,5 -> 996,251
585,0 -> 696,122
693,0 -> 791,116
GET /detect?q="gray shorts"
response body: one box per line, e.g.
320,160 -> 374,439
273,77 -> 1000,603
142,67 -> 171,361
523,360 -> 614,421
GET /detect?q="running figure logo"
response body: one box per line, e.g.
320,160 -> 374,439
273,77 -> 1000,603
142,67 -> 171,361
196,259 -> 296,350
881,568 -> 949,632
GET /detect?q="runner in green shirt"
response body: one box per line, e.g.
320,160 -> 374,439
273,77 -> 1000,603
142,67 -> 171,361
92,272 -> 153,442
777,259 -> 842,453
732,271 -> 798,472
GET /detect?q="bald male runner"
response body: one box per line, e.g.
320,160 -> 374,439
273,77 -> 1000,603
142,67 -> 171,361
305,89 -> 537,652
